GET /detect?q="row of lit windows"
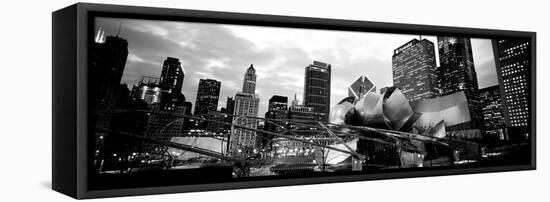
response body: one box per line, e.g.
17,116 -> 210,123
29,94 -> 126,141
504,88 -> 526,96
511,117 -> 529,121
503,43 -> 529,54
499,50 -> 527,61
502,68 -> 525,77
501,62 -> 526,76
504,90 -> 527,98
512,123 -> 528,127
508,107 -> 529,114
510,110 -> 528,117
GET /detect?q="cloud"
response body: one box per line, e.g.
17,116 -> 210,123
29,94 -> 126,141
95,18 -> 498,117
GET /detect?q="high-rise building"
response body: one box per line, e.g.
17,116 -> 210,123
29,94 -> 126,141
157,57 -> 186,111
492,39 -> 531,129
268,95 -> 288,111
143,59 -> 188,144
193,79 -> 221,129
144,103 -> 188,142
437,36 -> 482,131
225,96 -> 235,116
91,35 -> 129,111
206,110 -> 230,134
392,38 -> 438,101
90,33 -> 130,167
288,104 -> 324,136
271,96 -> 327,160
232,93 -> 260,150
263,96 -> 289,148
348,75 -> 376,99
222,96 -> 236,132
479,85 -> 508,140
304,61 -> 331,121
194,79 -> 221,115
231,65 -> 260,151
160,57 -> 184,93
131,76 -> 163,104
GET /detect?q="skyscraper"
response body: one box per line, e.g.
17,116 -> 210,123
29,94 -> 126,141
263,96 -> 289,148
90,33 -> 130,165
144,103 -> 187,142
194,79 -> 221,115
231,65 -> 260,151
225,96 -> 235,115
131,76 -> 163,104
437,36 -> 482,131
288,104 -> 324,136
392,38 -> 438,101
268,95 -> 288,111
143,59 -> 188,144
160,57 -> 184,93
304,61 -> 331,121
492,39 -> 531,140
348,75 -> 376,99
479,85 -> 508,140
223,96 -> 236,131
206,110 -> 230,134
157,57 -> 186,111
91,35 -> 129,111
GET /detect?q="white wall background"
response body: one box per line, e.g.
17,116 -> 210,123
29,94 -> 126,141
0,0 -> 547,201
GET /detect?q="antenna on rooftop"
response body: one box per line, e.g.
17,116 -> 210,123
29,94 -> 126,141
116,22 -> 122,36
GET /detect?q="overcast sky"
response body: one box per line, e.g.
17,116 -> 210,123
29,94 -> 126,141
95,17 -> 498,117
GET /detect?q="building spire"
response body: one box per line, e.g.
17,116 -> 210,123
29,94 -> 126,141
242,64 -> 257,94
116,22 -> 122,37
291,93 -> 299,106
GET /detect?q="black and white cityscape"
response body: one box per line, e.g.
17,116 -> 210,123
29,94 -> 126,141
90,17 -> 532,188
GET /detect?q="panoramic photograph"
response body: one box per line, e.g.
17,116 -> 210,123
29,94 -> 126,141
89,17 -> 532,188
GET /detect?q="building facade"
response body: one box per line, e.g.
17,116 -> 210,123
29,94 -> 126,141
492,39 -> 531,140
479,85 -> 508,140
206,110 -> 231,134
91,35 -> 129,112
159,57 -> 184,93
437,36 -> 482,131
231,65 -> 261,152
194,79 -> 221,115
142,58 -> 188,144
90,33 -> 130,169
263,95 -> 289,148
304,61 -> 331,121
288,105 -> 324,136
131,76 -> 163,105
225,96 -> 235,116
392,38 -> 438,101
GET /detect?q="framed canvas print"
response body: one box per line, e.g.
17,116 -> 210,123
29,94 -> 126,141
52,3 -> 536,199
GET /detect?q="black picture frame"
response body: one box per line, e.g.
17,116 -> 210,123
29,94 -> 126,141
52,2 -> 536,199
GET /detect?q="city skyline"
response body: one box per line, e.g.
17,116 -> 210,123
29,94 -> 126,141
95,18 -> 498,117
87,16 -> 532,183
